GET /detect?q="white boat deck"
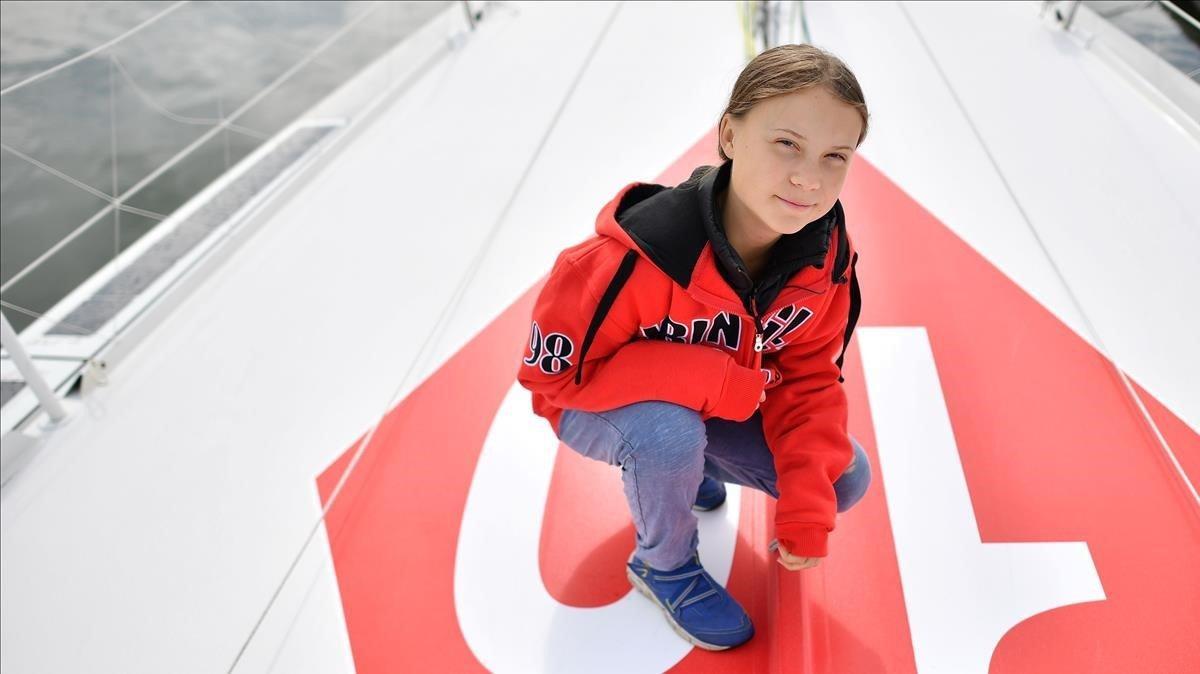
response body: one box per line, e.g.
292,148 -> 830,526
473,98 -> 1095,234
2,2 -> 1197,672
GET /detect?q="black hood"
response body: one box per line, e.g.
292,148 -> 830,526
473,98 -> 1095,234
613,158 -> 851,314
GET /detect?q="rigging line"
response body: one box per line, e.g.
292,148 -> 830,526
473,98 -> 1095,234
0,1 -> 191,97
0,142 -> 115,202
0,200 -> 166,295
109,55 -> 271,140
0,143 -> 170,295
0,299 -> 119,340
896,2 -> 1200,511
119,204 -> 167,221
224,3 -> 625,669
1,208 -> 107,296
109,56 -> 120,254
0,140 -> 168,219
116,0 -> 385,210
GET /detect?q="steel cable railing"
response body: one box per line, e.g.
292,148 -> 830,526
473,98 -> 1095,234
1,1 -> 431,333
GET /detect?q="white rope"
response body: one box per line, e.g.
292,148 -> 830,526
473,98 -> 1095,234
1,142 -> 116,202
0,140 -> 170,222
0,142 -> 169,295
109,56 -> 121,253
119,204 -> 166,221
1,298 -> 118,340
110,55 -> 270,141
115,1 -> 386,214
0,1 -> 191,97
2,2 -> 384,295
897,2 -> 1200,512
3,205 -> 109,295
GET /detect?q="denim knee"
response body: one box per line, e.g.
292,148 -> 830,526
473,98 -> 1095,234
834,435 -> 872,513
611,401 -> 707,470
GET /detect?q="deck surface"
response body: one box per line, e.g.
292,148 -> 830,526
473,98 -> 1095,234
2,2 -> 1197,672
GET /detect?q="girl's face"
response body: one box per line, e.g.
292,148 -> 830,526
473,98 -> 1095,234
719,87 -> 862,236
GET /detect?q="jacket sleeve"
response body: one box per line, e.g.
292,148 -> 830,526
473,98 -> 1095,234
759,268 -> 857,559
517,253 -> 766,422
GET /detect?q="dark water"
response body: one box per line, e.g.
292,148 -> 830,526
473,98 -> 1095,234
1083,0 -> 1200,75
0,1 -> 449,334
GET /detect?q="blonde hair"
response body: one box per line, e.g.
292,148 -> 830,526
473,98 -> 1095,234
718,44 -> 870,161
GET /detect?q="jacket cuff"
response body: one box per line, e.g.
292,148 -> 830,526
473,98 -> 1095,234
713,361 -> 766,421
775,522 -> 828,558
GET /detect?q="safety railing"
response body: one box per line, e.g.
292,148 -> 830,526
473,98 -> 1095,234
1049,0 -> 1200,79
0,0 -> 452,337
1041,0 -> 1200,140
1,0 -> 481,450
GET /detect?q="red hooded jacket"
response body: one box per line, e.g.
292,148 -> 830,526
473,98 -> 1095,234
516,159 -> 862,558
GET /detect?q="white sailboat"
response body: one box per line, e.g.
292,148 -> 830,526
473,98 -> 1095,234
2,2 -> 1197,672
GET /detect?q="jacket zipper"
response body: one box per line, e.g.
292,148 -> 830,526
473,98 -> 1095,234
739,263 -> 765,370
749,297 -> 763,350
749,296 -> 764,370
738,251 -> 829,370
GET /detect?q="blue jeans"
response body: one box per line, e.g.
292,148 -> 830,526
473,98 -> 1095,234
556,400 -> 872,571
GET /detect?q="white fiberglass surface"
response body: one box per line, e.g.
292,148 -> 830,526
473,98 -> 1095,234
805,0 -> 1200,431
2,1 -> 1196,672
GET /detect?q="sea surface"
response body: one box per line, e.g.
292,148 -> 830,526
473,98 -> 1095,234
1,0 -> 450,333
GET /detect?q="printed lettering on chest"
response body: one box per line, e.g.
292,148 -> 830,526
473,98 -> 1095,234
639,304 -> 814,352
640,310 -> 742,349
760,303 -> 815,351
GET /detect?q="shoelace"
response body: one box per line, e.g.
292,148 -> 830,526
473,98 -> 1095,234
652,566 -> 719,613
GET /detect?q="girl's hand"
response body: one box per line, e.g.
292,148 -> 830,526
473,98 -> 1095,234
761,365 -> 783,389
776,542 -> 821,571
758,365 -> 781,406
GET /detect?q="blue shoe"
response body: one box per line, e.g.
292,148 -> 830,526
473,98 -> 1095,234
692,476 -> 727,511
625,550 -> 754,650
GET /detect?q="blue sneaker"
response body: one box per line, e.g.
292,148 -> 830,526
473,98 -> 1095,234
625,550 -> 754,650
692,476 -> 727,511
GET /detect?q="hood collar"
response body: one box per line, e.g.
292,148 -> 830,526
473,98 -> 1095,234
595,159 -> 848,309
694,159 -> 840,298
571,162 -> 858,385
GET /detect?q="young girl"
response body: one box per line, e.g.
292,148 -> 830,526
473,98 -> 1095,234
517,44 -> 872,651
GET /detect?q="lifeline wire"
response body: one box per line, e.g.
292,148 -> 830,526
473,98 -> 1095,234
0,2 -> 386,295
0,1 -> 190,97
0,299 -> 115,340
